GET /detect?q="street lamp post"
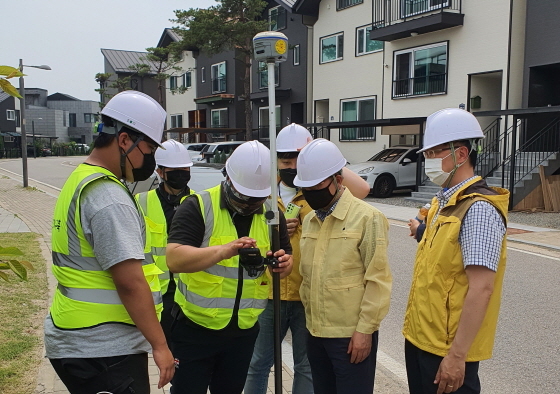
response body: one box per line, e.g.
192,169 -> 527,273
18,59 -> 51,187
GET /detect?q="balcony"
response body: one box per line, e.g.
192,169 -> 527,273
370,0 -> 463,41
212,77 -> 226,94
393,73 -> 447,98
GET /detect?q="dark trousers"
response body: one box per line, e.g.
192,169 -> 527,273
306,331 -> 379,394
405,340 -> 481,394
170,321 -> 259,394
50,353 -> 149,394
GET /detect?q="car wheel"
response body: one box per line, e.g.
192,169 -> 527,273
373,175 -> 395,198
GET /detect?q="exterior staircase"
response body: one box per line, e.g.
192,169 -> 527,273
405,116 -> 560,208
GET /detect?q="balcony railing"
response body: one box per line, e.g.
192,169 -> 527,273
340,126 -> 376,141
212,77 -> 226,94
373,0 -> 462,28
392,73 -> 446,98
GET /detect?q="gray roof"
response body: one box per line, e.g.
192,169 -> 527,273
0,92 -> 12,103
101,49 -> 160,74
48,92 -> 80,101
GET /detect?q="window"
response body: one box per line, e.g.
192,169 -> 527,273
84,113 -> 97,123
211,62 -> 226,93
269,6 -> 287,31
6,110 -> 15,121
171,114 -> 183,128
258,62 -> 279,89
293,45 -> 300,66
4,136 -> 14,143
337,0 -> 363,10
69,113 -> 77,127
403,0 -> 449,17
321,33 -> 344,64
170,76 -> 178,90
15,110 -> 20,127
258,106 -> 281,139
340,97 -> 376,141
356,25 -> 383,56
201,67 -> 206,83
211,108 -> 228,128
63,114 -> 66,127
183,72 -> 192,88
393,42 -> 447,98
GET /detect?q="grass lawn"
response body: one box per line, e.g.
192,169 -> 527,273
0,233 -> 48,394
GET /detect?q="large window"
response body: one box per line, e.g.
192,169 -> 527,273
211,108 -> 228,128
6,110 -> 15,121
337,0 -> 363,10
269,6 -> 287,31
356,25 -> 383,56
171,114 -> 183,128
293,45 -> 300,66
211,62 -> 226,93
69,113 -> 77,127
183,71 -> 192,88
320,33 -> 344,64
258,106 -> 281,139
393,42 -> 447,98
258,62 -> 279,89
340,97 -> 376,141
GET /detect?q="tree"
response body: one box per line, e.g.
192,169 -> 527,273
173,0 -> 268,140
94,72 -> 112,106
133,45 -> 186,106
0,66 -> 24,98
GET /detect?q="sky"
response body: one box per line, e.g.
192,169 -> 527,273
2,0 -> 216,102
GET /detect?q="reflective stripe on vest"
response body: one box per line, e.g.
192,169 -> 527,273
175,185 -> 271,330
50,164 -> 163,329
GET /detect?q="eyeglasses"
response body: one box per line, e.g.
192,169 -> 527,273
422,148 -> 452,159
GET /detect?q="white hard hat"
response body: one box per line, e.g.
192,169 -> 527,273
225,141 -> 271,198
419,108 -> 484,153
101,90 -> 166,148
293,139 -> 346,187
277,123 -> 312,152
155,140 -> 193,168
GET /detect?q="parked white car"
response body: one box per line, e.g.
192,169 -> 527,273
183,143 -> 208,160
346,146 -> 420,198
192,141 -> 244,163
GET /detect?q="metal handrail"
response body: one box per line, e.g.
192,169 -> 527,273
373,0 -> 461,28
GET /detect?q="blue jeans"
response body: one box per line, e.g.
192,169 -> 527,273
244,300 -> 314,394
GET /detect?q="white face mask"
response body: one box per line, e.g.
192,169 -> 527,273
424,157 -> 451,186
424,148 -> 466,186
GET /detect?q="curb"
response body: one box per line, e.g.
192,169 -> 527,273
505,237 -> 560,252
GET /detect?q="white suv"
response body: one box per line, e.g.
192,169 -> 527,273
346,146 -> 420,198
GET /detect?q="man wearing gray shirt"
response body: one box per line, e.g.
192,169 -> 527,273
46,91 -> 174,394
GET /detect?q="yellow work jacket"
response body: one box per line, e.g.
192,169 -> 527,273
174,185 -> 271,330
135,188 -> 193,295
50,164 -> 163,329
300,188 -> 392,338
269,190 -> 312,301
403,177 -> 509,361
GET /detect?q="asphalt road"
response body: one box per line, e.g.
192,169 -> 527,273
1,156 -> 559,393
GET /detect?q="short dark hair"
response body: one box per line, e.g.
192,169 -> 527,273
277,151 -> 299,160
455,140 -> 478,167
93,115 -> 151,149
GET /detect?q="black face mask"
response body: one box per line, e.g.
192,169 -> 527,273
279,168 -> 298,188
165,170 -> 191,191
223,179 -> 266,216
302,178 -> 336,210
131,150 -> 156,182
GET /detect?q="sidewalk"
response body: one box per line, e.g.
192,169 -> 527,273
365,201 -> 560,251
0,172 -> 558,394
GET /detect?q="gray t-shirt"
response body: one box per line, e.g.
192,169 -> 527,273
45,177 -> 151,359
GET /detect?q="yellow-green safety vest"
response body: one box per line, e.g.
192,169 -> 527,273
135,188 -> 194,295
174,184 -> 271,330
50,163 -> 163,329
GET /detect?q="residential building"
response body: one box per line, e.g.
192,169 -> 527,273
47,93 -> 100,144
157,28 -> 198,142
251,0 -> 311,141
100,48 -> 165,107
0,92 -> 21,150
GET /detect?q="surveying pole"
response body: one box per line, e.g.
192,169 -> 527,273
253,31 -> 288,394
